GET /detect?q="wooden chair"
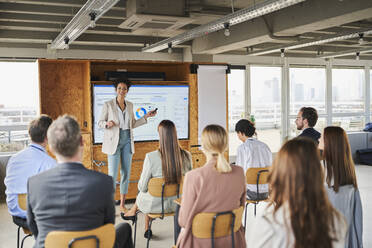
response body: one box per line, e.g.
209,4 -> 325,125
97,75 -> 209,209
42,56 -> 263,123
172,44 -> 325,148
16,194 -> 32,248
191,206 -> 244,248
44,223 -> 115,248
124,178 -> 182,248
244,167 -> 271,230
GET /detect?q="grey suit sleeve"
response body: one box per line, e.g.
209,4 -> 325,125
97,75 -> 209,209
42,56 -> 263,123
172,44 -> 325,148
104,177 -> 116,225
26,180 -> 38,237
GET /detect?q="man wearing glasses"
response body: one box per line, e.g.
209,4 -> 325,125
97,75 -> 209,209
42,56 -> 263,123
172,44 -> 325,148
295,107 -> 321,143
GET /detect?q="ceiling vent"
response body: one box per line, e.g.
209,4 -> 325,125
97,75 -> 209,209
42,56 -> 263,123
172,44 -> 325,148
118,0 -> 194,35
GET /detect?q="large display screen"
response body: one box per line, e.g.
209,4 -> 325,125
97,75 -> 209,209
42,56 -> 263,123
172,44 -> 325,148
92,84 -> 189,143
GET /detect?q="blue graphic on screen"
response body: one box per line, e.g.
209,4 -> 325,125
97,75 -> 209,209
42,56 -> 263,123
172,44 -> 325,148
93,85 -> 189,143
136,107 -> 147,118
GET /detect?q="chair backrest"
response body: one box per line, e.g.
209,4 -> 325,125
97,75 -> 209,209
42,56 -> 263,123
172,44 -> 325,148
245,167 -> 271,185
44,223 -> 115,248
192,206 -> 244,238
192,206 -> 244,248
148,177 -> 182,198
18,193 -> 27,211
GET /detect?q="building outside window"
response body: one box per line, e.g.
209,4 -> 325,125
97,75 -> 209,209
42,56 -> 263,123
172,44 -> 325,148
0,61 -> 39,154
250,66 -> 282,152
289,67 -> 326,137
332,68 -> 365,131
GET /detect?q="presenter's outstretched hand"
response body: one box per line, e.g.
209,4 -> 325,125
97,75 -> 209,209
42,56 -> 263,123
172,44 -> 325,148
106,120 -> 116,128
145,109 -> 157,119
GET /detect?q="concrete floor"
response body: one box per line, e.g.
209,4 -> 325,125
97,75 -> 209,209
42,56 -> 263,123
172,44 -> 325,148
0,165 -> 371,248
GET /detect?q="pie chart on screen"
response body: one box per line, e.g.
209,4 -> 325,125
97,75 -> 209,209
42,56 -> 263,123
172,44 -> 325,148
136,107 -> 147,118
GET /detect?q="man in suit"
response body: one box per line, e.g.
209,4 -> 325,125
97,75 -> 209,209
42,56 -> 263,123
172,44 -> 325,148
27,115 -> 133,248
295,107 -> 321,143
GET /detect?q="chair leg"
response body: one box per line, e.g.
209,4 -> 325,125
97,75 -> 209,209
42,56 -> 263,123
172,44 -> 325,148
20,234 -> 32,248
244,202 -> 248,232
133,212 -> 138,248
17,226 -> 21,248
146,218 -> 153,248
254,202 -> 257,217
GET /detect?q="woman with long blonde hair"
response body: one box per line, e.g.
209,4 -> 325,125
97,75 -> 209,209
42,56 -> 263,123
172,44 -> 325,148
319,126 -> 362,248
247,137 -> 347,248
123,120 -> 192,238
176,124 -> 246,248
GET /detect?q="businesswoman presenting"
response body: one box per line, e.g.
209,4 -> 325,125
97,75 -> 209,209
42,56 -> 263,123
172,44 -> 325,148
98,79 -> 157,213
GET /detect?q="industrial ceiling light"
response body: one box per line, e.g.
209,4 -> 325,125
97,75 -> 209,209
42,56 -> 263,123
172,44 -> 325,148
51,0 -> 119,49
280,48 -> 285,57
168,43 -> 172,54
358,33 -> 366,45
248,28 -> 372,56
64,37 -> 69,49
89,12 -> 97,28
356,52 -> 360,60
142,0 -> 306,53
318,46 -> 372,59
224,23 -> 230,37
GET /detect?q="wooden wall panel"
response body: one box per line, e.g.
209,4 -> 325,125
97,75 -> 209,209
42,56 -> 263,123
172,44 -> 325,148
39,60 -> 90,131
82,132 -> 93,169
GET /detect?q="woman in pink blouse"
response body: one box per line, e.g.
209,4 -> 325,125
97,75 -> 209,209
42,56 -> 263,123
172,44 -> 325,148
176,124 -> 246,248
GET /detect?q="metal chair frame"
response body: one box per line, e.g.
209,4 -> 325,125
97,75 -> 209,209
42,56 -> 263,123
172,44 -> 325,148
244,169 -> 269,231
125,180 -> 180,248
211,211 -> 236,248
68,235 -> 100,248
146,182 -> 180,248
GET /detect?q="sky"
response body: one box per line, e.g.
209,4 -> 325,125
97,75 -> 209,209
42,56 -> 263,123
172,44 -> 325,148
0,61 -> 39,109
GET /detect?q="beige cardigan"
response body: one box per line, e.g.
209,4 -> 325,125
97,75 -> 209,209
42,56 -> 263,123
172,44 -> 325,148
136,150 -> 192,214
98,98 -> 147,155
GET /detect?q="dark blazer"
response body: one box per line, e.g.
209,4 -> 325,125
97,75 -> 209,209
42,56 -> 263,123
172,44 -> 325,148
298,127 -> 321,143
27,162 -> 115,248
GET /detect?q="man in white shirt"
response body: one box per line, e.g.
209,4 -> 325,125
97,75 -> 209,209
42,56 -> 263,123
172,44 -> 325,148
235,119 -> 272,200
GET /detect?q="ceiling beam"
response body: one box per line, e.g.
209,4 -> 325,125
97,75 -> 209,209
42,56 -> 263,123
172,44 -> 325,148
0,2 -> 124,19
0,12 -> 123,25
0,0 -> 125,9
192,0 -> 372,54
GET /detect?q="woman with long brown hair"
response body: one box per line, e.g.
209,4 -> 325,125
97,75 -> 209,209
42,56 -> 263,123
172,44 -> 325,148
247,137 -> 346,248
319,126 -> 363,248
123,120 -> 192,238
176,124 -> 246,248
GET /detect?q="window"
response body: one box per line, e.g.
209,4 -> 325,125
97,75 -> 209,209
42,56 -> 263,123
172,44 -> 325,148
289,67 -> 326,115
0,61 -> 39,154
228,68 -> 245,156
251,66 -> 282,152
332,68 -> 364,113
332,116 -> 365,132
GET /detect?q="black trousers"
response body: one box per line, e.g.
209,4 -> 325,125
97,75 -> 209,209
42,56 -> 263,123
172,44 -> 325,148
114,223 -> 134,248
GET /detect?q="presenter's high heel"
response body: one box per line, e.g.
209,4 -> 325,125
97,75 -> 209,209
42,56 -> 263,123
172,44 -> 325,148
121,212 -> 137,225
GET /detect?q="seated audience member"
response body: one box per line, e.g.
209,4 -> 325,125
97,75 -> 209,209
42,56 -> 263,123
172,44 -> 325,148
27,115 -> 133,248
295,107 -> 321,143
123,120 -> 192,239
319,126 -> 363,248
4,115 -> 56,228
176,124 -> 246,248
235,119 -> 272,200
247,138 -> 346,248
